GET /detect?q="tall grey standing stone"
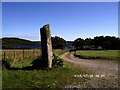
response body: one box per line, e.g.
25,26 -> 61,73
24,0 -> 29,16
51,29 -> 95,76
40,24 -> 53,68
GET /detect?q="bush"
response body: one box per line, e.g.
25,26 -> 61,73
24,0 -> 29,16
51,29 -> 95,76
2,59 -> 11,70
52,53 -> 64,68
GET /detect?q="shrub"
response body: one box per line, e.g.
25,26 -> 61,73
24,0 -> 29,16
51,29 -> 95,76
52,53 -> 64,68
2,59 -> 11,70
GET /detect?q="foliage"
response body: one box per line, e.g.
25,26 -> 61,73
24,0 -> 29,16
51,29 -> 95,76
52,36 -> 67,49
84,38 -> 94,50
75,50 -> 119,60
2,59 -> 12,70
73,38 -> 85,50
52,53 -> 64,68
73,36 -> 120,50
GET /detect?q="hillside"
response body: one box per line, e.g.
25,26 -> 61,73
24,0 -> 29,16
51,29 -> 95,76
1,37 -> 73,49
1,37 -> 40,49
2,37 -> 40,45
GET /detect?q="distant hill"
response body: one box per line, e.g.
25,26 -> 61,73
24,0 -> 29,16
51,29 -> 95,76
1,37 -> 73,49
2,37 -> 40,45
1,37 -> 40,49
2,37 -> 73,45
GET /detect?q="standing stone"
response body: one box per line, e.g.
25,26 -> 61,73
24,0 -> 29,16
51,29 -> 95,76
40,24 -> 53,68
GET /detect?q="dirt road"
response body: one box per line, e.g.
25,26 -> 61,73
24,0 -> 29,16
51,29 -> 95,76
61,52 -> 119,88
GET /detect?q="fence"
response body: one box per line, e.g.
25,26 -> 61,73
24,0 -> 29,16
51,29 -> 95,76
1,49 -> 41,60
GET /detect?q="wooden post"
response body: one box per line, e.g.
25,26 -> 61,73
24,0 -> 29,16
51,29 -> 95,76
28,50 -> 29,57
14,51 -> 16,58
40,24 -> 53,68
3,52 -> 5,60
33,49 -> 36,56
22,49 -> 24,58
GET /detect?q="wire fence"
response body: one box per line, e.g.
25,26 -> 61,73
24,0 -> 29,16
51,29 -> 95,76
1,49 -> 41,60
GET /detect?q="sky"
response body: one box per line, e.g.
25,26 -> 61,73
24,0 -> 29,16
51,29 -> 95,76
2,2 -> 118,41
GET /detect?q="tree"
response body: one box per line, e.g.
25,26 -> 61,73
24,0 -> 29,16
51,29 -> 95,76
73,38 -> 85,50
93,36 -> 120,50
103,36 -> 120,50
52,36 -> 67,49
93,36 -> 104,50
84,38 -> 94,50
73,36 -> 120,50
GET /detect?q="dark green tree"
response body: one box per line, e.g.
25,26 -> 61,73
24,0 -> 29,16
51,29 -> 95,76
84,38 -> 94,50
93,36 -> 104,50
52,36 -> 67,49
103,36 -> 120,50
73,38 -> 85,50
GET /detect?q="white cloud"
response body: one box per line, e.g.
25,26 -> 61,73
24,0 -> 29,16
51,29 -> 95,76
2,33 -> 40,41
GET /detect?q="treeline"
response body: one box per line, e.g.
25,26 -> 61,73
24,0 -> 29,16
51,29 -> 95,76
51,36 -> 120,50
73,36 -> 120,50
2,36 -> 120,50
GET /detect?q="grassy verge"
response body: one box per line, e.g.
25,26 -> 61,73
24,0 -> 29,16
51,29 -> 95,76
3,50 -> 88,88
53,49 -> 67,55
75,50 -> 119,60
3,61 -> 87,88
2,49 -> 67,69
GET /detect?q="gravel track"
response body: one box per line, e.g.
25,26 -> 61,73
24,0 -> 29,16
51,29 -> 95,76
61,52 -> 119,88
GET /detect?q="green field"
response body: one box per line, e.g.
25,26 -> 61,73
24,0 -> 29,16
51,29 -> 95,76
2,50 -> 88,88
75,50 -> 119,60
3,62 -> 87,88
1,49 -> 67,69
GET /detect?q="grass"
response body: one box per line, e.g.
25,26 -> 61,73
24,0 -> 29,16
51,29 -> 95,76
2,49 -> 88,88
1,49 -> 65,59
53,49 -> 67,55
2,62 -> 87,88
2,49 -> 67,69
75,50 -> 119,60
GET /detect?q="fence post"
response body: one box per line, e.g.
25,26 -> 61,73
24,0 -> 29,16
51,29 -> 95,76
23,49 -> 24,58
33,49 -> 35,56
14,51 -> 16,58
34,49 -> 36,56
28,50 -> 29,57
3,52 -> 6,60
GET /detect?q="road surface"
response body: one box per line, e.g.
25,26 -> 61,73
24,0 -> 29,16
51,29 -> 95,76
61,52 -> 119,88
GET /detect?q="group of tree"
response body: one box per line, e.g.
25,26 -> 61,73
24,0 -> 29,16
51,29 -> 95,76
51,36 -> 67,49
2,36 -> 120,50
73,36 -> 120,50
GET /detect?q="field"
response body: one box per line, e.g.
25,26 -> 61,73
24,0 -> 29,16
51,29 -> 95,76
2,49 -> 88,88
1,49 -> 66,68
75,50 -> 119,60
3,62 -> 87,88
3,49 -> 119,88
1,49 -> 64,59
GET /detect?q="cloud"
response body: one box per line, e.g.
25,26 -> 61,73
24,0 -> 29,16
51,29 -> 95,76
52,34 -> 63,38
52,34 -> 68,41
3,33 -> 39,38
18,34 -> 39,38
2,33 -> 40,41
